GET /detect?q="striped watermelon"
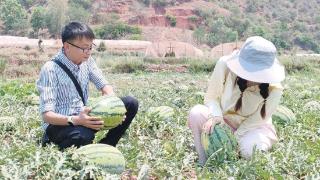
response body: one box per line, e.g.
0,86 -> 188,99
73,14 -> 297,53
89,96 -> 127,130
272,105 -> 296,126
147,106 -> 174,120
75,144 -> 125,174
303,100 -> 320,112
201,124 -> 237,164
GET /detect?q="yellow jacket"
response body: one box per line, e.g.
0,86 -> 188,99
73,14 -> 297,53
204,55 -> 283,138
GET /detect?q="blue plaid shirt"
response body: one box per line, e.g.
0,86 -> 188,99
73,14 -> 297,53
36,49 -> 108,130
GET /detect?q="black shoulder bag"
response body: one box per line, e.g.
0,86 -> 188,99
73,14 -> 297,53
53,60 -> 86,105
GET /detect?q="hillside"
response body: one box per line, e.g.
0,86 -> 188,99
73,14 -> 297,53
0,0 -> 320,53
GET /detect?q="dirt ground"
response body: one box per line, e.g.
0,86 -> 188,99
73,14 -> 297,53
0,36 -> 206,58
0,35 -> 246,60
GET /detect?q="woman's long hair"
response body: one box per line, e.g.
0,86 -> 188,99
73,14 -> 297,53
234,77 -> 269,118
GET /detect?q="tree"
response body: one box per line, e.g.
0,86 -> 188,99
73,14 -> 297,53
207,18 -> 237,44
0,0 -> 28,33
45,0 -> 68,38
69,0 -> 92,9
138,0 -> 150,7
245,0 -> 259,13
152,0 -> 167,8
19,0 -> 35,9
67,3 -> 90,23
294,35 -> 320,53
193,27 -> 206,45
31,6 -> 46,35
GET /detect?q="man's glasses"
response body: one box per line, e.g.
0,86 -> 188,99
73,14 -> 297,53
67,41 -> 95,53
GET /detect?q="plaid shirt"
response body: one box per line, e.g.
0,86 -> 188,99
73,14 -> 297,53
36,49 -> 108,130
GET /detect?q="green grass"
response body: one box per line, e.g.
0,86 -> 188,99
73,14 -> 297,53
0,57 -> 319,179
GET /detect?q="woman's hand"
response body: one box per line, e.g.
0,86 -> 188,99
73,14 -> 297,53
202,115 -> 223,134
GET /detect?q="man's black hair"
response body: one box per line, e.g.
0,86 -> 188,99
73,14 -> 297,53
61,22 -> 95,43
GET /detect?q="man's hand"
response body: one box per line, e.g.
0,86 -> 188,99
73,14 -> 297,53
74,107 -> 104,130
101,85 -> 116,96
202,116 -> 223,134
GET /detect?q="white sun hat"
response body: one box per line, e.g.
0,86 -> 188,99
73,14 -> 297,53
226,36 -> 285,83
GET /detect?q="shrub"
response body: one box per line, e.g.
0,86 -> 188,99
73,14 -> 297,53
279,56 -> 312,73
138,0 -> 151,6
188,16 -> 198,23
0,58 -> 7,75
164,51 -> 175,57
245,0 -> 259,13
166,14 -> 177,27
294,35 -> 320,53
188,59 -> 216,73
67,3 -> 91,23
69,0 -> 92,9
96,42 -> 106,52
93,13 -> 120,25
271,36 -> 292,50
194,8 -> 216,19
152,0 -> 167,7
113,60 -> 146,73
95,22 -> 142,40
129,34 -> 142,40
24,45 -> 31,51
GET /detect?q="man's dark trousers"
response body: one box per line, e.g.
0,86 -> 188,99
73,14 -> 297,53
45,96 -> 138,149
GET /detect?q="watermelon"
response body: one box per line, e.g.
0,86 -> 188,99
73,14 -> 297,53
75,143 -> 125,174
147,106 -> 174,120
89,96 -> 127,130
201,124 -> 238,164
272,105 -> 296,126
303,100 -> 320,112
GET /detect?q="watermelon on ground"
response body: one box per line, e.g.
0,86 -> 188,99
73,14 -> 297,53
147,106 -> 174,120
75,143 -> 126,174
272,105 -> 296,126
89,96 -> 127,130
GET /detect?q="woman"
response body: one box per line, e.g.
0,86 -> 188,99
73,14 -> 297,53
188,36 -> 285,165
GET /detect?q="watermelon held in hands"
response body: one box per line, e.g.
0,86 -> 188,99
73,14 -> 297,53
74,143 -> 126,174
89,96 -> 127,130
201,124 -> 238,164
272,105 -> 296,126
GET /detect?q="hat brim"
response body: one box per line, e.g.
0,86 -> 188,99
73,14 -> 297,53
226,51 -> 285,83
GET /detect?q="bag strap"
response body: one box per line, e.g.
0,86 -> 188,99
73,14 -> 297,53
53,60 -> 86,105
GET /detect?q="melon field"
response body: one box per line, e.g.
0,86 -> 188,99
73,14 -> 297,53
0,53 -> 319,179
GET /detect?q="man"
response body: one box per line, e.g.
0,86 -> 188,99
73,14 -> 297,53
37,22 -> 138,149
